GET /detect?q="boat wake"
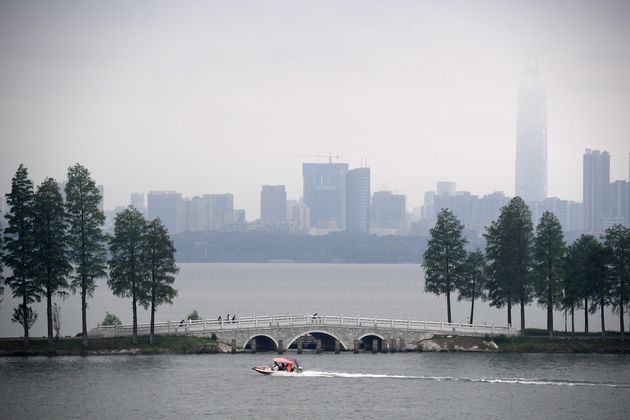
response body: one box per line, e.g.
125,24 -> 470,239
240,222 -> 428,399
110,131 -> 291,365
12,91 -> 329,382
271,371 -> 630,388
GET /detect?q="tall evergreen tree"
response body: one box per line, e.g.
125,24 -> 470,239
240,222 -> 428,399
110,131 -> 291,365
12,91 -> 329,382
65,163 -> 108,348
587,240 -> 611,336
108,207 -> 148,345
143,218 -> 178,345
484,197 -> 534,331
564,239 -> 585,335
603,224 -> 630,340
533,211 -> 565,337
457,249 -> 487,324
33,178 -> 71,349
422,209 -> 467,323
3,164 -> 40,348
567,234 -> 604,333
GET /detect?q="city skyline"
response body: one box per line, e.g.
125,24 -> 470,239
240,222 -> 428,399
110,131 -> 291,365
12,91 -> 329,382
1,1 -> 630,219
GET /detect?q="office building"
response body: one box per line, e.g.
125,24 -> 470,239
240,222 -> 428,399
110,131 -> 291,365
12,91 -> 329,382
303,163 -> 348,230
515,59 -> 547,202
372,191 -> 406,232
346,167 -> 371,233
583,149 -> 610,233
130,192 -> 145,214
148,191 -> 182,234
260,185 -> 287,225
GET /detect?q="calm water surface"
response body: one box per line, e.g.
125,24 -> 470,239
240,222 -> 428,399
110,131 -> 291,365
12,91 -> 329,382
1,353 -> 629,419
0,263 -> 622,337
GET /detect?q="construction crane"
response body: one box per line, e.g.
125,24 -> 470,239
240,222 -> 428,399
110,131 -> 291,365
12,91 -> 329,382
295,153 -> 340,163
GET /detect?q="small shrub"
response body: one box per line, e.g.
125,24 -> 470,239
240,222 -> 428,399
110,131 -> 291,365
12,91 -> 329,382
187,310 -> 201,321
101,312 -> 122,326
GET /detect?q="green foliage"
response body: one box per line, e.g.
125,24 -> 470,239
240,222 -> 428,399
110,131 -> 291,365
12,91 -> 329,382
101,311 -> 122,326
533,211 -> 565,335
457,249 -> 488,323
33,178 -> 72,345
65,163 -> 107,345
143,218 -> 178,311
422,209 -> 467,323
187,309 -> 201,320
12,303 -> 37,329
603,224 -> 630,338
108,207 -> 149,344
3,164 -> 40,345
457,249 -> 488,301
484,197 -> 534,330
143,218 -> 178,343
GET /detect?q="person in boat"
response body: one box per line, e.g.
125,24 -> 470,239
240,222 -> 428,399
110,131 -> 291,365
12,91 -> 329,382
286,363 -> 293,373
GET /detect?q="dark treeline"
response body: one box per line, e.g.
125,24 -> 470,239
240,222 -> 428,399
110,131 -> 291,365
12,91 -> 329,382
422,197 -> 630,339
1,164 -> 178,351
173,231 -> 427,263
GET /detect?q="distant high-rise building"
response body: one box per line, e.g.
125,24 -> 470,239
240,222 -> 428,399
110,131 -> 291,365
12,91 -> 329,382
436,181 -> 456,197
515,58 -> 547,202
303,163 -> 348,230
260,185 -> 287,225
372,191 -> 406,232
130,192 -> 145,213
608,180 -> 630,227
346,168 -> 371,233
583,149 -> 610,233
148,191 -> 182,234
205,193 -> 234,230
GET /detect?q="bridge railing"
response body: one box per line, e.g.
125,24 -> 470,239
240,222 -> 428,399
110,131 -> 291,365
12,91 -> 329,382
93,314 -> 515,337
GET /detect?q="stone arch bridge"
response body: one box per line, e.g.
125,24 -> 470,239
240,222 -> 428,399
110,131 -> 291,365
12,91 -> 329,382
93,314 -> 516,353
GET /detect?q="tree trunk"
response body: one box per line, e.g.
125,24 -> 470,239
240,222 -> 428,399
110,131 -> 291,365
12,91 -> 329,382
547,284 -> 553,337
620,276 -> 625,341
520,296 -> 526,332
47,288 -> 53,349
507,299 -> 512,327
584,298 -> 589,333
82,278 -> 88,348
571,304 -> 575,336
446,291 -> 451,324
470,294 -> 475,325
600,298 -> 605,337
132,289 -> 138,345
22,282 -> 29,349
150,290 -> 155,346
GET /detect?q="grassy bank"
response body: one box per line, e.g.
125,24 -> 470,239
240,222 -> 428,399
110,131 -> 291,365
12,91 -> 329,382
0,335 -> 221,356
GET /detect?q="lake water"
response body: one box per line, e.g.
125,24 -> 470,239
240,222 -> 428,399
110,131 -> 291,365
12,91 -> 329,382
0,263 -> 623,337
1,353 -> 629,419
2,264 -> 629,419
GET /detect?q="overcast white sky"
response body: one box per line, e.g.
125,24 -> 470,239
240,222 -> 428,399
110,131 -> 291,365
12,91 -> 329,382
1,0 -> 629,219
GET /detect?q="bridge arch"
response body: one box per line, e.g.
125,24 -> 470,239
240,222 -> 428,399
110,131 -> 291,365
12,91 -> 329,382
357,333 -> 385,352
245,334 -> 278,352
286,330 -> 349,351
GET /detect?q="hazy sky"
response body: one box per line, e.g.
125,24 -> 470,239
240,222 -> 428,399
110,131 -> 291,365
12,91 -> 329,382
1,0 -> 629,219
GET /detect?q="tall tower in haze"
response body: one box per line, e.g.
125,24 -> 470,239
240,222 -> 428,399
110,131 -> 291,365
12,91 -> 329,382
515,57 -> 547,202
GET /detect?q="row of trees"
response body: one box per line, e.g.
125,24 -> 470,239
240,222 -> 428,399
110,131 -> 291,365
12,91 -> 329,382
1,164 -> 178,350
423,197 -> 630,338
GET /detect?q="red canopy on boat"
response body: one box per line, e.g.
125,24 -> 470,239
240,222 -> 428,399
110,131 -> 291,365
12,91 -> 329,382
273,357 -> 297,365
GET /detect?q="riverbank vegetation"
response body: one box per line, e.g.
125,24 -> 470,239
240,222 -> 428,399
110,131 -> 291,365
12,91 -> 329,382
0,335 -> 219,356
423,198 -> 630,339
1,164 -> 178,352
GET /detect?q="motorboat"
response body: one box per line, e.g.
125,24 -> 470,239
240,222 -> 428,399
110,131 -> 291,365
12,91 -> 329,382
252,357 -> 303,375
